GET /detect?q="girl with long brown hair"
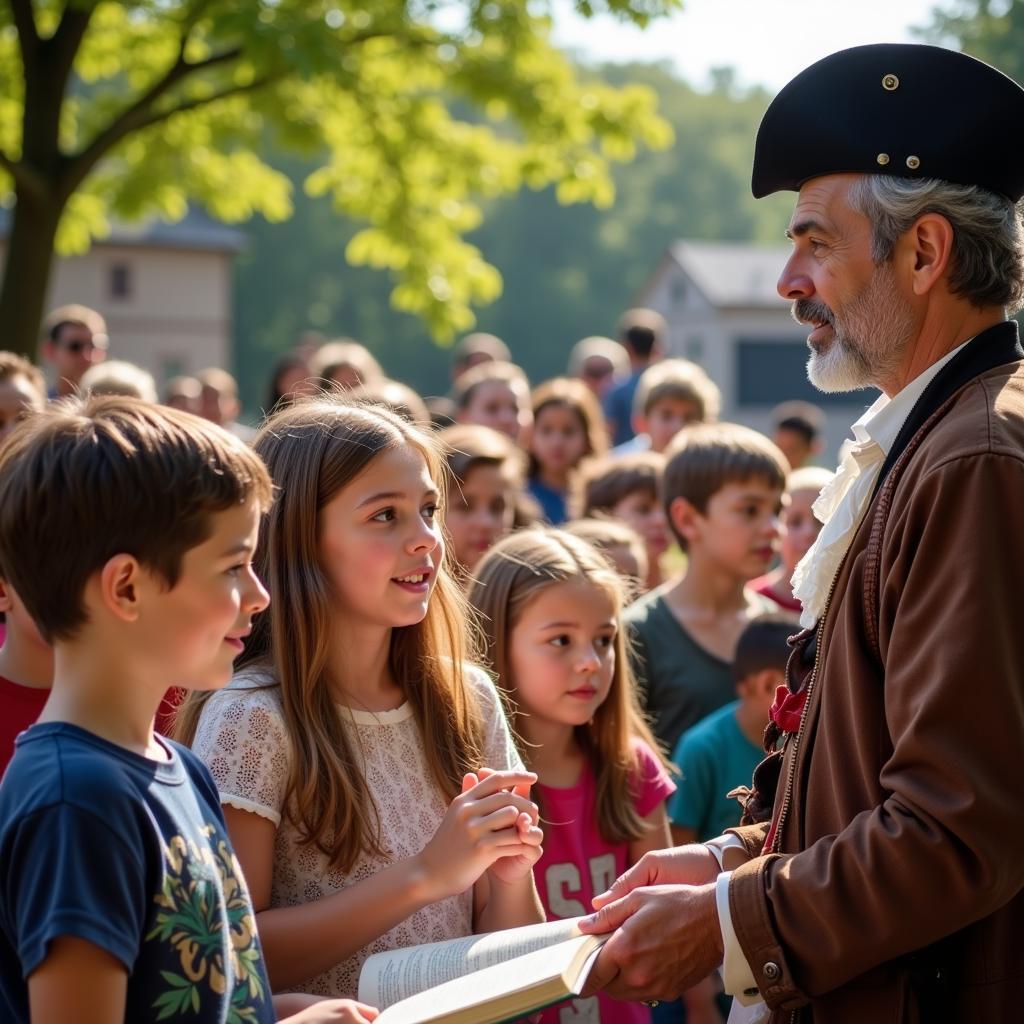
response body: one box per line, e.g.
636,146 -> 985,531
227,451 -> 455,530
176,398 -> 544,998
469,528 -> 675,1024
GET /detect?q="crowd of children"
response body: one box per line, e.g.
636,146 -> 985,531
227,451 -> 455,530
0,301 -> 833,1024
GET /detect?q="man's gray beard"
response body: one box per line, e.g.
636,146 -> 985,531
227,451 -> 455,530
807,266 -> 914,393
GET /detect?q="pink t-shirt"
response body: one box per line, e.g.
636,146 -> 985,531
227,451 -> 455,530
0,673 -> 50,779
533,738 -> 676,1024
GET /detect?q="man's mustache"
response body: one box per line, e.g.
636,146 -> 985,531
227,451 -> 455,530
792,298 -> 834,327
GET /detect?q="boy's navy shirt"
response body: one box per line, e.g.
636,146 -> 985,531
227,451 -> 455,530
0,722 -> 274,1024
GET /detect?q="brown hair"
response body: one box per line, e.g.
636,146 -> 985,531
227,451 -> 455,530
0,396 -> 272,642
527,377 -> 608,478
663,423 -> 788,547
0,351 -> 45,400
42,303 -> 107,344
437,423 -> 526,487
632,358 -> 721,421
346,378 -> 431,428
575,451 -> 665,519
310,339 -> 384,388
562,518 -> 648,602
469,528 -> 669,844
451,360 -> 529,411
174,397 -> 488,872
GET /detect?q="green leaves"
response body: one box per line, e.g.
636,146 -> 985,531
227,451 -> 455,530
1,0 -> 674,344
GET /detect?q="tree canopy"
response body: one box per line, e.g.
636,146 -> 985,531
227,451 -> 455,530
0,0 -> 678,357
233,61 -> 794,408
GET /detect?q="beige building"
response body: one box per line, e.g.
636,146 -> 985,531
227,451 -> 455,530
636,239 -> 875,458
0,210 -> 244,392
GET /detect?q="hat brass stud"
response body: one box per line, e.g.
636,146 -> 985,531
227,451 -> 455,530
877,153 -> 890,166
906,155 -> 921,169
882,74 -> 900,91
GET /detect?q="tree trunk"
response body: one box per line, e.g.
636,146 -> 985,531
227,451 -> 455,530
0,188 -> 63,361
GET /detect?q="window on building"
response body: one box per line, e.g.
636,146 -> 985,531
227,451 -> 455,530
109,263 -> 133,301
736,339 -> 872,407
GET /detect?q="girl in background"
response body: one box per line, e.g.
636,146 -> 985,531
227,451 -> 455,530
526,378 -> 608,525
176,398 -> 544,999
470,528 -> 675,1024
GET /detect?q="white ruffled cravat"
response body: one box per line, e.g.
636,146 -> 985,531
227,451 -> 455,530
791,432 -> 884,629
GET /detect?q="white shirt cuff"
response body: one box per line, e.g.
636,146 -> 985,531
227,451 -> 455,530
704,833 -> 746,868
715,871 -> 761,1006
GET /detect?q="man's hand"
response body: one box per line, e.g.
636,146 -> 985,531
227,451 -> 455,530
578,883 -> 724,1001
590,844 -> 720,911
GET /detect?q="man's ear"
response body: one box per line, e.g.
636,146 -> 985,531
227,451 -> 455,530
96,554 -> 145,623
904,212 -> 955,297
0,579 -> 13,614
668,495 -> 702,547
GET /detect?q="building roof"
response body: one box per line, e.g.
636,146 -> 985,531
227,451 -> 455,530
668,240 -> 791,309
0,207 -> 245,252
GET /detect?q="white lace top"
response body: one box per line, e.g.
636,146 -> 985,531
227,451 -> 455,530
191,665 -> 523,998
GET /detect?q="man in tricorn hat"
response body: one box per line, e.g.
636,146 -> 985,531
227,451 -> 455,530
579,43 -> 1024,1022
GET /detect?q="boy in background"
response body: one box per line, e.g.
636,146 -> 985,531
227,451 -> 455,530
452,360 -> 532,444
625,423 -> 788,755
770,399 -> 826,470
0,398 -> 374,1024
0,353 -> 45,442
577,452 -> 669,593
614,357 -> 720,457
669,613 -> 797,845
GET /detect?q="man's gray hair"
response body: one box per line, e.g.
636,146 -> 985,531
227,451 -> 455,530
848,175 -> 1024,314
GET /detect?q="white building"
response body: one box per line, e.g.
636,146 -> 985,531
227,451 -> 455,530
0,209 -> 244,392
636,240 -> 875,458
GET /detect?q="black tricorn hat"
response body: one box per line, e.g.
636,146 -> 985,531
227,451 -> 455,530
752,43 -> 1024,201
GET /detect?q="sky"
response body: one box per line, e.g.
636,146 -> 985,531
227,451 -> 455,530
551,0 -> 946,91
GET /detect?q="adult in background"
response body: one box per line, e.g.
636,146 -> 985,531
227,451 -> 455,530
603,309 -> 665,447
41,303 -> 108,399
568,335 -> 629,399
580,43 -> 1024,1022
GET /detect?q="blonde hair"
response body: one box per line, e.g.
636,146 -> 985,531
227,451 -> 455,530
632,358 -> 721,421
175,397 -> 487,871
469,528 -> 669,843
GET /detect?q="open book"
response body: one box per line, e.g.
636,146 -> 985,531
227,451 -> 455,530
358,917 -> 608,1024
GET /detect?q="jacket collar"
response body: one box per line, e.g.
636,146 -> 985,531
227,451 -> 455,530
872,320 -> 1024,498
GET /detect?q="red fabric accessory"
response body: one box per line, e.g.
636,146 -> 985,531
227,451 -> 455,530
769,684 -> 807,736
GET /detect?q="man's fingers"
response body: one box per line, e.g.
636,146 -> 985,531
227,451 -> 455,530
578,891 -> 639,935
591,860 -> 647,909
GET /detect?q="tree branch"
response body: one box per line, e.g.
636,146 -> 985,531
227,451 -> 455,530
9,0 -> 39,73
61,45 -> 243,196
46,3 -> 95,94
0,149 -> 47,200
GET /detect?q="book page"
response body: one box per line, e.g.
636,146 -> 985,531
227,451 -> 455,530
358,917 -> 584,1008
373,935 -> 604,1024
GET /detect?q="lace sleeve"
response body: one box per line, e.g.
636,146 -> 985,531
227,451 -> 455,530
467,665 -> 524,773
190,682 -> 291,826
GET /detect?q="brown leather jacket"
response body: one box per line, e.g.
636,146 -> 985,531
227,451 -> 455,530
726,322 -> 1024,1023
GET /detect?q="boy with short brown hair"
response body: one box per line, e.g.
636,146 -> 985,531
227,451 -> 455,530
624,423 -> 788,755
0,397 -> 373,1024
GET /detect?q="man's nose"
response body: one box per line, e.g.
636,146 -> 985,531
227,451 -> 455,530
777,254 -> 814,301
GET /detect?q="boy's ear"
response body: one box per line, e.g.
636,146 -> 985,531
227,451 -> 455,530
95,554 -> 145,623
668,495 -> 701,546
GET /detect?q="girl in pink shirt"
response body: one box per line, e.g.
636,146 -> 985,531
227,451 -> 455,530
470,529 -> 675,1024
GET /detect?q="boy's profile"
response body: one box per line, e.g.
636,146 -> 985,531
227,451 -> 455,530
0,398 -> 373,1024
624,422 -> 788,754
